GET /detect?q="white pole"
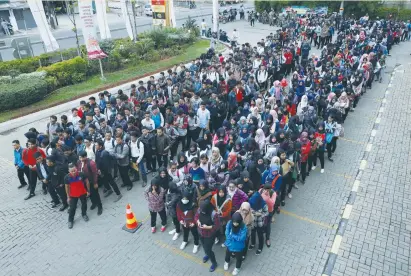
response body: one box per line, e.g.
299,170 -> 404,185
212,0 -> 218,33
339,1 -> 344,17
98,59 -> 106,81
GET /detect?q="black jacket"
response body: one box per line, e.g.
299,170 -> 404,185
36,160 -> 49,181
95,149 -> 112,172
47,164 -> 66,187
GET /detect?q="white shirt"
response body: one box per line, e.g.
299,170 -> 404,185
197,108 -> 210,129
85,144 -> 96,161
201,22 -> 207,30
129,140 -> 145,163
232,31 -> 239,41
257,70 -> 268,83
71,115 -> 81,130
40,163 -> 48,179
253,59 -> 262,70
104,138 -> 116,154
207,71 -> 219,83
141,118 -> 156,131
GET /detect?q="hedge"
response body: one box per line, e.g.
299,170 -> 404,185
39,56 -> 88,87
0,57 -> 41,76
373,7 -> 411,20
0,78 -> 49,110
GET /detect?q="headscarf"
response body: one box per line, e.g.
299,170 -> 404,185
156,167 -> 170,190
338,92 -> 349,106
199,199 -> 214,226
231,212 -> 244,234
271,156 -> 280,166
327,92 -> 336,103
210,147 -> 222,165
177,152 -> 188,169
198,179 -> 211,196
216,186 -> 227,207
239,126 -> 250,139
255,128 -> 266,150
270,110 -> 278,122
300,95 -> 308,109
178,190 -> 194,212
228,152 -> 238,171
299,131 -> 309,144
248,191 -> 267,211
237,202 -> 254,226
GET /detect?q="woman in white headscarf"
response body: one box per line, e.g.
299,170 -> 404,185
255,128 -> 266,152
297,94 -> 308,116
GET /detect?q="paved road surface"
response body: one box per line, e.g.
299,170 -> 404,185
0,20 -> 410,276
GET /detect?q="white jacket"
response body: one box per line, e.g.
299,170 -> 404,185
129,139 -> 145,163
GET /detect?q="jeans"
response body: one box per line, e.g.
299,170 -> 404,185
89,183 -> 102,208
68,194 -> 87,222
150,208 -> 167,227
201,29 -> 206,37
99,171 -> 121,195
17,166 -> 29,186
225,249 -> 243,269
131,157 -> 147,183
200,236 -> 217,265
183,226 -> 199,245
28,170 -> 38,195
313,150 -> 325,169
251,226 -> 264,250
265,211 -> 274,240
172,216 -> 181,234
280,173 -> 292,201
301,162 -> 308,181
118,165 -> 132,187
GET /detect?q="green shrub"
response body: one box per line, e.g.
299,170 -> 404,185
0,57 -> 40,76
373,7 -> 411,20
39,56 -> 87,87
0,78 -> 49,110
143,51 -> 161,62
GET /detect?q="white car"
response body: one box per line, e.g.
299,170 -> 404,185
144,4 -> 152,16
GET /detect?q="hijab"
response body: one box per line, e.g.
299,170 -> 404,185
299,131 -> 309,145
216,186 -> 228,207
228,152 -> 238,171
211,147 -> 222,165
231,212 -> 244,234
255,128 -> 266,149
199,199 -> 214,226
177,152 -> 188,169
198,179 -> 211,196
237,202 -> 254,226
248,191 -> 267,211
179,190 -> 194,212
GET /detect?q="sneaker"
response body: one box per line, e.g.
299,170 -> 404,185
104,190 -> 113,197
203,255 -> 209,263
288,193 -> 292,199
59,204 -> 68,212
209,263 -> 217,272
97,207 -> 103,216
142,181 -> 147,187
127,185 -> 133,191
193,244 -> 199,254
321,169 -> 324,173
328,158 -> 334,162
90,204 -> 97,210
114,194 -> 122,202
161,225 -> 166,232
214,237 -> 219,244
281,201 -> 285,206
294,184 -> 299,189
17,184 -> 27,189
256,249 -> 262,255
68,221 -> 73,229
272,216 -> 275,223
51,202 -> 60,208
24,193 -> 35,200
151,227 -> 156,233
180,241 -> 188,250
311,166 -> 316,171
232,268 -> 240,275
169,229 -> 176,235
221,243 -> 226,248
224,262 -> 229,271
248,244 -> 255,250
172,233 -> 180,241
82,215 -> 89,222
266,240 -> 271,248
301,180 -> 305,185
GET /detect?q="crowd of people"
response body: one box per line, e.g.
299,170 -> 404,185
12,9 -> 406,275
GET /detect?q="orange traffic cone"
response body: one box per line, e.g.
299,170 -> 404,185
122,204 -> 142,233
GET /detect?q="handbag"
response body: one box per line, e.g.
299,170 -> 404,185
326,133 -> 333,144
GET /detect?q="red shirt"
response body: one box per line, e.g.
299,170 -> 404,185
64,172 -> 88,197
301,143 -> 311,162
235,88 -> 244,103
219,56 -> 225,63
284,52 -> 293,64
22,147 -> 46,170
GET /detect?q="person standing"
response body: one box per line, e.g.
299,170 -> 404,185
114,134 -> 133,190
145,179 -> 167,233
195,200 -> 220,272
201,19 -> 207,37
129,132 -> 147,187
95,140 -> 122,202
259,183 -> 276,248
197,103 -> 210,137
248,191 -> 268,256
154,127 -> 171,169
13,140 -> 29,189
65,164 -> 89,229
223,212 -> 247,275
77,151 -> 103,215
22,138 -> 46,200
45,155 -> 69,211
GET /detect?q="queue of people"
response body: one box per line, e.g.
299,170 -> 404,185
12,10 -> 404,274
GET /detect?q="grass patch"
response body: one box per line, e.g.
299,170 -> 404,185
0,39 -> 222,123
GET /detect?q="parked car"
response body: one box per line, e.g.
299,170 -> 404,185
144,4 -> 153,16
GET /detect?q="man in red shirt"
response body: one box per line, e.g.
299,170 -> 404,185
22,138 -> 46,200
283,48 -> 294,76
65,164 -> 90,229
